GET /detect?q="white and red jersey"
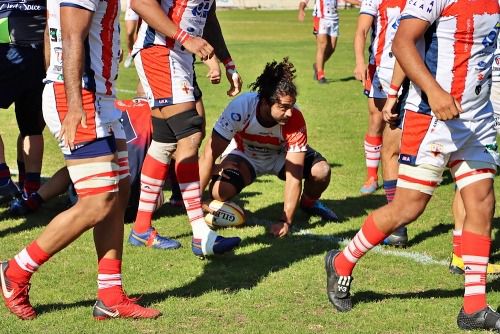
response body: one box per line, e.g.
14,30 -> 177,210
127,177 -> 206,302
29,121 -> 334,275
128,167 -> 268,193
493,27 -> 500,83
45,0 -> 120,97
401,0 -> 499,120
213,92 -> 308,164
133,0 -> 214,55
302,0 -> 340,21
360,0 -> 406,69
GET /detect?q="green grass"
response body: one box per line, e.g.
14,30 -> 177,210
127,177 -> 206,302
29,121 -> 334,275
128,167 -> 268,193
0,9 -> 499,333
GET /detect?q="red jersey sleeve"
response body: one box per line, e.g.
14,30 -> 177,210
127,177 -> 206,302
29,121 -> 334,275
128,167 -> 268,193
282,108 -> 308,152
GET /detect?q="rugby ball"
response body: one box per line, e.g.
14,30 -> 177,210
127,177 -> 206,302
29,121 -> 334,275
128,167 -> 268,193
204,200 -> 245,228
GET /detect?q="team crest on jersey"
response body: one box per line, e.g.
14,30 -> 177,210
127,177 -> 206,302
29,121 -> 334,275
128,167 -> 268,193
181,81 -> 190,95
429,143 -> 443,157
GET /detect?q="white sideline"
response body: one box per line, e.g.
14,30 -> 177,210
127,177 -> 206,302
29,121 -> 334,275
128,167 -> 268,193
295,230 -> 449,267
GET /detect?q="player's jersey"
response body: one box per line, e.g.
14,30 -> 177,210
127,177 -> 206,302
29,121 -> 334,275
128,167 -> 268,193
133,0 -> 215,55
214,92 -> 308,163
401,0 -> 499,120
0,0 -> 46,45
302,0 -> 340,20
45,0 -> 120,97
493,28 -> 500,83
360,0 -> 406,69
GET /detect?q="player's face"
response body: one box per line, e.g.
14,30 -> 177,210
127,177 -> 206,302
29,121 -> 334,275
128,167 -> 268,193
270,95 -> 296,125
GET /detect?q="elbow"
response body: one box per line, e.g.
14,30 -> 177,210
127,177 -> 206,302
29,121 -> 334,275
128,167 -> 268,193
130,0 -> 143,13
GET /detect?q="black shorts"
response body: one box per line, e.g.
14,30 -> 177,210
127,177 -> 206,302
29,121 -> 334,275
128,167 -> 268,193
0,44 -> 45,136
277,146 -> 327,181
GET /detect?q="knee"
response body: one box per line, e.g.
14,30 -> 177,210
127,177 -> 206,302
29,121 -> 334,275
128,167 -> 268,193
310,161 -> 331,183
79,193 -> 118,227
388,200 -> 426,227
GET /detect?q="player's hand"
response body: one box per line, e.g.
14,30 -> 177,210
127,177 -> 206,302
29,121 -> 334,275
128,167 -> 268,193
206,65 -> 221,84
353,63 -> 366,85
270,221 -> 290,238
183,36 -> 214,61
226,69 -> 242,97
427,88 -> 463,121
58,106 -> 87,150
298,10 -> 305,22
382,96 -> 399,125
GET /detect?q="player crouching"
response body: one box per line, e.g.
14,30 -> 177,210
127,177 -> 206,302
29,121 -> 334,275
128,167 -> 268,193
199,58 -> 339,238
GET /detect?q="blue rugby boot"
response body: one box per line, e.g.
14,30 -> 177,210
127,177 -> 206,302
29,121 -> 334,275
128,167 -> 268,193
301,200 -> 339,221
191,231 -> 241,258
128,228 -> 181,250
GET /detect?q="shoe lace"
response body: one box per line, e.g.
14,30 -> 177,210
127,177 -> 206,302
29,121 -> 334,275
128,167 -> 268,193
11,283 -> 32,307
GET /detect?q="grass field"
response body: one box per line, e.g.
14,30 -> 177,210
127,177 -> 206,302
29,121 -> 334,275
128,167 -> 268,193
0,9 -> 499,334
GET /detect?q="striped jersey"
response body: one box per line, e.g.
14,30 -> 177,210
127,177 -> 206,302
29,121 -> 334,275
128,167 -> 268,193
302,0 -> 340,20
214,92 -> 308,161
133,0 -> 215,54
401,0 -> 499,120
45,0 -> 120,97
360,0 -> 406,69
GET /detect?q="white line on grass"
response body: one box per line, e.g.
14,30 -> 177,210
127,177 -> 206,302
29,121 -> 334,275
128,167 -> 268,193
295,229 -> 449,267
117,88 -> 136,94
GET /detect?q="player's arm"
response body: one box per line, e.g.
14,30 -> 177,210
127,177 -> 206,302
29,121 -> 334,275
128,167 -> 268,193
130,0 -> 213,60
199,131 -> 231,193
204,56 -> 221,84
59,5 -> 93,149
271,151 -> 305,238
353,14 -> 373,85
298,0 -> 308,21
43,24 -> 50,70
203,3 -> 242,97
392,18 -> 462,120
382,59 -> 405,125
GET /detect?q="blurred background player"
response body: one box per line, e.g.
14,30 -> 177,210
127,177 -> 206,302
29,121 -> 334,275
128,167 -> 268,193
199,58 -> 338,239
325,0 -> 500,331
298,0 -> 360,84
353,0 -> 407,242
130,0 -> 242,257
0,0 -> 160,320
123,0 -> 139,68
0,0 -> 46,202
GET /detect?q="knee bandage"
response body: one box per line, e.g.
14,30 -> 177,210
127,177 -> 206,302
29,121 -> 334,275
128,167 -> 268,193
117,151 -> 130,180
67,162 -> 119,197
450,160 -> 496,190
147,140 -> 177,164
211,168 -> 245,194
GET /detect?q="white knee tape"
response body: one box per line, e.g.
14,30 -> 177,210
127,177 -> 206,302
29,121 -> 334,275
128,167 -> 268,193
147,140 -> 177,164
450,160 -> 496,190
397,163 -> 444,195
67,161 -> 119,197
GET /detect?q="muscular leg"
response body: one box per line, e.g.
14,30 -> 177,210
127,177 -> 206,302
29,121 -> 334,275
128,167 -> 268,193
315,34 -> 329,80
302,160 -> 330,199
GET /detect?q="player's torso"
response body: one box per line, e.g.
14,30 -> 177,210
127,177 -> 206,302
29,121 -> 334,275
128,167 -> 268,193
313,0 -> 339,20
45,0 -> 120,97
135,0 -> 214,52
0,0 -> 46,45
367,0 -> 406,67
406,0 -> 499,119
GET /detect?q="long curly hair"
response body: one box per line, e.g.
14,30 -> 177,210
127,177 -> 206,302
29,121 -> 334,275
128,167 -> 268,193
249,57 -> 297,104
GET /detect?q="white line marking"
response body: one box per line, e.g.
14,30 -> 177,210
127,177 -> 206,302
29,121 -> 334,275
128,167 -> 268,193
117,88 -> 136,94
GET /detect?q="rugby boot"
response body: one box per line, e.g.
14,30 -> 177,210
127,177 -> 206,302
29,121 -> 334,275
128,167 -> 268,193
457,306 -> 500,331
0,261 -> 36,320
325,250 -> 353,312
9,192 -> 43,216
128,228 -> 181,250
301,200 -> 339,221
191,231 -> 241,258
93,297 -> 161,320
0,179 -> 20,203
318,77 -> 328,84
449,253 -> 500,275
360,177 -> 378,195
382,227 -> 408,247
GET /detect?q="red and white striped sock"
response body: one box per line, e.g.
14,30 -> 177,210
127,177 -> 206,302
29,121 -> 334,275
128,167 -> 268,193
364,135 -> 382,180
97,258 -> 124,306
334,215 -> 388,276
175,161 -> 211,238
133,153 -> 169,233
453,229 -> 462,257
462,230 -> 490,314
6,241 -> 51,284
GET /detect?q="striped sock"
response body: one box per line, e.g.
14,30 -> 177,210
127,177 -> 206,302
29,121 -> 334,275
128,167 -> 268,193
334,215 -> 387,276
462,230 -> 490,314
175,161 -> 211,238
364,135 -> 382,180
6,241 -> 51,284
383,180 -> 397,203
133,153 -> 169,233
453,229 -> 462,257
97,258 -> 124,306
